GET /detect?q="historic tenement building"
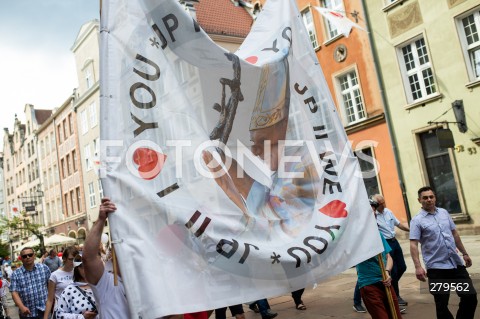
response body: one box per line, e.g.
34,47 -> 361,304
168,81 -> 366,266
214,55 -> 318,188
364,0 -> 480,233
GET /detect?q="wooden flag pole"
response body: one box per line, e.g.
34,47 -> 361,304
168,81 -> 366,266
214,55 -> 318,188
377,253 -> 398,319
111,242 -> 119,286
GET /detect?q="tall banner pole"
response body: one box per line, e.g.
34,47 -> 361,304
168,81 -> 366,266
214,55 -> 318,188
377,254 -> 398,319
98,0 -> 118,287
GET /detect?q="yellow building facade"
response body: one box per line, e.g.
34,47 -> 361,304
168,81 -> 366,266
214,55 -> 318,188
364,0 -> 480,232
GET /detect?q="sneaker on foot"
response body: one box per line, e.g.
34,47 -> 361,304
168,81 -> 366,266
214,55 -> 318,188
400,307 -> 407,314
353,304 -> 367,313
398,297 -> 408,306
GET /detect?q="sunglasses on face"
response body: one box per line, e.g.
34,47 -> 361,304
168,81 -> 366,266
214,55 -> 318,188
21,253 -> 34,259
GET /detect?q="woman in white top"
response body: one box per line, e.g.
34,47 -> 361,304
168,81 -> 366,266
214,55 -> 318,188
44,246 -> 78,319
56,255 -> 98,319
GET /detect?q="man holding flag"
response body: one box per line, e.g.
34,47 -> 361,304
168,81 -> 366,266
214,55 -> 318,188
355,199 -> 403,318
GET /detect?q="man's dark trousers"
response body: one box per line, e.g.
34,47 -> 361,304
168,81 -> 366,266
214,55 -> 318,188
428,267 -> 478,319
386,238 -> 407,297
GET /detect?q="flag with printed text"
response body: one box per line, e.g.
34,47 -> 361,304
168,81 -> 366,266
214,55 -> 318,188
101,0 -> 382,318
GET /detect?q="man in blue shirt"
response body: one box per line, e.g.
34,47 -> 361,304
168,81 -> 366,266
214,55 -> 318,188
373,194 -> 410,306
410,186 -> 477,319
41,249 -> 61,273
11,247 -> 50,319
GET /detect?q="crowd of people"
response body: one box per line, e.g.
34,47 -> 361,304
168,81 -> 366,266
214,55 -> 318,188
0,186 -> 477,319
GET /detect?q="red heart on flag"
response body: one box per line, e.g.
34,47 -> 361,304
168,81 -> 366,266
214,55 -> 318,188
133,148 -> 166,180
246,56 -> 258,64
319,200 -> 348,218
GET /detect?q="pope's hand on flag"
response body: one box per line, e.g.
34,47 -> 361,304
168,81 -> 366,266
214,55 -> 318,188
202,150 -> 250,217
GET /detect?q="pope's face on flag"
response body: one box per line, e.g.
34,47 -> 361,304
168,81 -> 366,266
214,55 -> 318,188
250,118 -> 288,172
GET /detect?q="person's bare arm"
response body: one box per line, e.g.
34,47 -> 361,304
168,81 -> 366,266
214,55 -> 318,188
83,198 -> 116,285
452,229 -> 472,267
12,291 -> 30,316
410,239 -> 426,281
202,151 -> 252,213
382,253 -> 393,286
397,222 -> 410,232
43,280 -> 56,319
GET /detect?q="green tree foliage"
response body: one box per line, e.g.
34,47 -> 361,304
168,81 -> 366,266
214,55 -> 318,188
0,215 -> 46,255
0,242 -> 10,258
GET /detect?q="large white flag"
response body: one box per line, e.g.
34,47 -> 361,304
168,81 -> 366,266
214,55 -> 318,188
100,0 -> 383,318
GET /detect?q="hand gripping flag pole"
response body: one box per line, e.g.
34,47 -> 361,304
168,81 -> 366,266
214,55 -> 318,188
377,254 -> 398,319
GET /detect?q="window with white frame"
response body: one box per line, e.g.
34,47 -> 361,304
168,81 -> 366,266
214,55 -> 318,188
85,68 -> 93,89
88,182 -> 96,208
43,171 -> 48,188
337,70 -> 366,124
89,101 -> 98,127
98,180 -> 104,199
46,202 -> 51,223
322,0 -> 343,39
48,168 -> 53,186
69,114 -> 74,134
457,9 -> 480,81
71,190 -> 76,214
76,187 -> 81,212
54,165 -> 59,183
57,199 -> 62,221
64,193 -> 70,216
73,150 -> 77,171
50,132 -> 55,150
398,37 -> 437,103
81,110 -> 89,134
57,124 -> 63,143
302,8 -> 318,48
40,141 -> 45,158
85,144 -> 92,171
93,138 -> 100,158
354,147 -> 380,197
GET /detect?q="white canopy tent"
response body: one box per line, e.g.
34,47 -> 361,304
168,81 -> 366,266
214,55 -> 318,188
45,234 -> 76,246
15,238 -> 40,252
15,234 -> 76,252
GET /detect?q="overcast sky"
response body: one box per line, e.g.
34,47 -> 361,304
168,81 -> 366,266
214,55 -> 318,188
0,1 -> 99,149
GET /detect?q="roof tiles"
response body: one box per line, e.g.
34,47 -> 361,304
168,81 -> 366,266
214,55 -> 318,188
195,0 -> 253,38
35,109 -> 53,125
